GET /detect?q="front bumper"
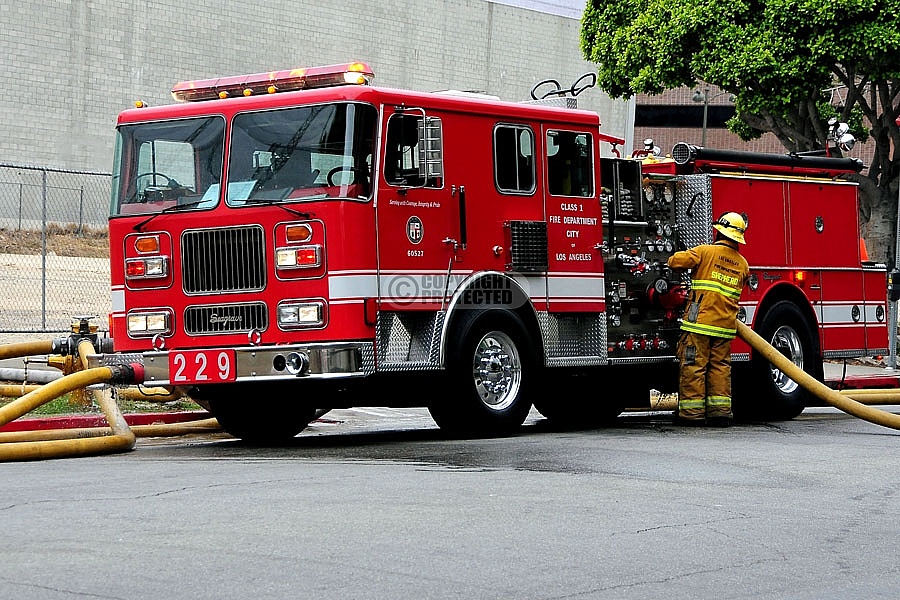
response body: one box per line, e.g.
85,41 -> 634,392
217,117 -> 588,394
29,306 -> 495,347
89,341 -> 376,386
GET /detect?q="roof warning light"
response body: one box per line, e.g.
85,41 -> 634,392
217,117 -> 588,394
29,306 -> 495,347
171,62 -> 374,102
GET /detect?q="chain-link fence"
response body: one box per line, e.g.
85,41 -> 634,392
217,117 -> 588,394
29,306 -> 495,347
0,164 -> 111,334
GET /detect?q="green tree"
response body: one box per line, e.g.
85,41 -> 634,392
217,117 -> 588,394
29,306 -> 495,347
581,0 -> 900,265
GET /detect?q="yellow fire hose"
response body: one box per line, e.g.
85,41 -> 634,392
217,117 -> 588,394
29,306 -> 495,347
0,384 -> 184,401
0,340 -> 54,361
2,318 -> 898,461
0,338 -> 222,461
0,365 -> 136,461
737,321 -> 900,430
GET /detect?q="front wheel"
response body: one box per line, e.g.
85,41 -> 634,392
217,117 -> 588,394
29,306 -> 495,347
191,383 -> 318,444
428,309 -> 536,435
733,301 -> 822,421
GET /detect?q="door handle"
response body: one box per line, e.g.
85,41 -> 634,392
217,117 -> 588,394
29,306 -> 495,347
458,185 -> 467,249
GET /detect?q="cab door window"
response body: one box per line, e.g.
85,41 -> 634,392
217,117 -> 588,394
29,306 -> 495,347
546,130 -> 594,197
384,109 -> 443,188
494,124 -> 535,194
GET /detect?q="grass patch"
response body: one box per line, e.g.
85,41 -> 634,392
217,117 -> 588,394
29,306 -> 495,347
1,391 -> 201,416
0,224 -> 109,258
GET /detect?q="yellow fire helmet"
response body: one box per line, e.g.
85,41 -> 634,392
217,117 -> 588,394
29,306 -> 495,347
714,211 -> 747,244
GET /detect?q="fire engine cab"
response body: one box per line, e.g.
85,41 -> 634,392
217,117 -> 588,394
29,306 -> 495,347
103,62 -> 889,440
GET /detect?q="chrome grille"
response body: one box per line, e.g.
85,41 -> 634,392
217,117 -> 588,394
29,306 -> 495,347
182,226 -> 266,294
184,302 -> 268,335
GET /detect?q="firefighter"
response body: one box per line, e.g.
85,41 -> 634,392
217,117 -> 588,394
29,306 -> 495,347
667,212 -> 750,427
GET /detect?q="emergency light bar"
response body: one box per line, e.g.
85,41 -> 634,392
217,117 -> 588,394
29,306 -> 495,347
171,62 -> 374,102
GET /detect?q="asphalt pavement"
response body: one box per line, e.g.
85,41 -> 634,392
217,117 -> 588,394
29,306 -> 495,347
3,405 -> 900,600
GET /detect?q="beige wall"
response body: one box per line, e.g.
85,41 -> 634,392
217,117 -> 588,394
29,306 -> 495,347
0,0 -> 626,172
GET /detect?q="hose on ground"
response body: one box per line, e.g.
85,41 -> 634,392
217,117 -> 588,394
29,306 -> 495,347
0,338 -> 221,462
0,382 -> 184,402
0,365 -> 136,461
838,388 -> 900,404
737,321 -> 900,430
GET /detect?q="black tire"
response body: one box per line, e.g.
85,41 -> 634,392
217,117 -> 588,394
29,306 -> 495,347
734,301 -> 822,421
191,383 -> 318,444
428,309 -> 536,435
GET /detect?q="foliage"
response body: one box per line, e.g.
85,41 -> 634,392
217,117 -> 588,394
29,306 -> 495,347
581,0 -> 900,263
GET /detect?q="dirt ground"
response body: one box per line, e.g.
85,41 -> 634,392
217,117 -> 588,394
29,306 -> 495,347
0,227 -> 110,345
0,226 -> 108,258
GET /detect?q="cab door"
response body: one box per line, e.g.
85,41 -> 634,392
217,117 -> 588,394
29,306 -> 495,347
376,107 -> 459,310
542,126 -> 604,312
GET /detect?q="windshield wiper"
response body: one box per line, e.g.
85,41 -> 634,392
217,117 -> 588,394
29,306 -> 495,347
243,194 -> 320,219
132,199 -> 206,232
272,203 -> 313,219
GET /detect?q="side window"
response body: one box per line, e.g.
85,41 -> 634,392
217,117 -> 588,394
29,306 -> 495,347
546,130 -> 594,197
384,110 -> 443,188
494,125 -> 535,194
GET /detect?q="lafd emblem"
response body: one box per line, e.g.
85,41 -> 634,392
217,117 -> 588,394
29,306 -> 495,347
407,216 -> 423,244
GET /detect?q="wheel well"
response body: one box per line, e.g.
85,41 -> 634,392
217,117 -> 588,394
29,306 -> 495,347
440,273 -> 544,367
753,283 -> 822,356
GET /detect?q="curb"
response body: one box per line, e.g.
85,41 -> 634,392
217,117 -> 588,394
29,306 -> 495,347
825,374 -> 900,390
0,410 -> 213,433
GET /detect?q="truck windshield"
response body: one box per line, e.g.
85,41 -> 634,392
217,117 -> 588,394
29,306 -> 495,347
110,116 -> 225,217
227,103 -> 377,205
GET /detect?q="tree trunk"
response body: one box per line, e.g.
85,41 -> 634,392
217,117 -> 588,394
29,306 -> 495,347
862,183 -> 900,268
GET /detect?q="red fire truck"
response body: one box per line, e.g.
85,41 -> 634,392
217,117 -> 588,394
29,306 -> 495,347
103,61 -> 889,440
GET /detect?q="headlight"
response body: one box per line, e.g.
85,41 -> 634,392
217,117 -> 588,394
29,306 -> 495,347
278,301 -> 325,328
127,310 -> 172,336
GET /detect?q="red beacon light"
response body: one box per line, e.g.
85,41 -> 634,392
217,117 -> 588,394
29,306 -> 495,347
171,62 -> 374,102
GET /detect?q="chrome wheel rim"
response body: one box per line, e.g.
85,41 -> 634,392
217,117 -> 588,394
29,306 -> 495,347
471,331 -> 521,411
770,325 -> 803,394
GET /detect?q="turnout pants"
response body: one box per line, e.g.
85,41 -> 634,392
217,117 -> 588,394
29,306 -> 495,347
676,331 -> 734,421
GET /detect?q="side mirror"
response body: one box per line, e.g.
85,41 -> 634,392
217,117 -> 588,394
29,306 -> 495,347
888,270 -> 900,302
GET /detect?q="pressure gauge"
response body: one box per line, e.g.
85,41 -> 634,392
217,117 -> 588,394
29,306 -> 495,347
663,224 -> 673,236
663,185 -> 674,204
609,290 -> 620,304
643,185 -> 655,203
665,240 -> 674,252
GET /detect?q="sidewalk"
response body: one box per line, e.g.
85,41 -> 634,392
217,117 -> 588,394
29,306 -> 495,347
823,359 -> 900,389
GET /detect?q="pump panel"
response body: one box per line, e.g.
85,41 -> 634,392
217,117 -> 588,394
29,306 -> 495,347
600,158 -> 689,362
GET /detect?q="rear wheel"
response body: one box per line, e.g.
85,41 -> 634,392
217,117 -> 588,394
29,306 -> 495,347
734,301 -> 822,421
191,383 -> 318,444
428,309 -> 536,435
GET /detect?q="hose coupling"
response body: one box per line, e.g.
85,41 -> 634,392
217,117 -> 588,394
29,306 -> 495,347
50,334 -> 114,356
107,363 -> 146,385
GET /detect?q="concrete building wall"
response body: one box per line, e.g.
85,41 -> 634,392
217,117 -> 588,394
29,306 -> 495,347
0,0 -> 626,172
